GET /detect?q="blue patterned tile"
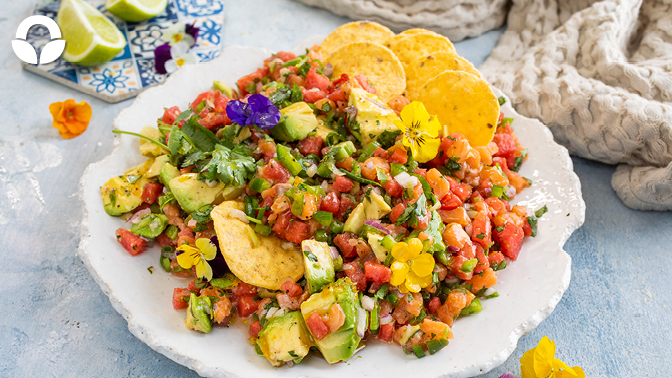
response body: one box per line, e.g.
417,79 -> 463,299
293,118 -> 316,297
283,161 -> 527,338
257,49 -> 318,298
128,23 -> 169,58
175,0 -> 224,18
193,17 -> 222,49
136,58 -> 166,87
78,60 -> 140,95
52,69 -> 78,84
195,49 -> 220,62
152,0 -> 179,22
112,28 -> 133,61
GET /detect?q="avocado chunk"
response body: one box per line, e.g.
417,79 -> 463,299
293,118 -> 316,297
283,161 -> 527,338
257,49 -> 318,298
139,126 -> 169,157
348,87 -> 401,145
301,240 -> 335,294
312,116 -> 332,142
100,174 -> 152,216
363,191 -> 392,220
130,213 -> 169,238
159,162 -> 180,187
213,80 -> 237,98
146,155 -> 169,178
271,102 -> 318,142
367,233 -> 388,262
169,173 -> 227,213
185,293 -> 212,333
256,311 -> 313,367
300,278 -> 363,364
343,203 -> 365,235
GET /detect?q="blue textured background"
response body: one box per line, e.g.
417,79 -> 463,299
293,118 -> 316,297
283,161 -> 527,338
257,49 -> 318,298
0,1 -> 670,377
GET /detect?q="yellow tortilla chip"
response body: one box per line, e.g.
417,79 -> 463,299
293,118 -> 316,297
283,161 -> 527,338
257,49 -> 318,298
414,70 -> 499,147
211,201 -> 304,290
386,31 -> 456,69
318,21 -> 395,60
328,42 -> 405,103
405,51 -> 482,100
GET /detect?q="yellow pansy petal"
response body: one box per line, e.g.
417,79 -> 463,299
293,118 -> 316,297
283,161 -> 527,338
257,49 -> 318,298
391,242 -> 409,260
417,272 -> 433,288
401,101 -> 431,131
196,238 -> 217,260
404,271 -> 422,293
195,259 -> 213,282
413,133 -> 441,163
426,115 -> 441,137
407,238 -> 423,258
552,359 -> 575,374
520,347 -> 537,378
398,283 -> 410,294
390,261 -> 409,286
410,253 -> 435,277
533,337 -> 555,378
176,245 -> 200,269
394,119 -> 408,134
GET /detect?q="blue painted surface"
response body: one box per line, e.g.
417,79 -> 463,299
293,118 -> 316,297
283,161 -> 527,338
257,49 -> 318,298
0,1 -> 670,377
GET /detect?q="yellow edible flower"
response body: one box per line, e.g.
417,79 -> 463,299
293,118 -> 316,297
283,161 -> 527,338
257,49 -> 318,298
176,238 -> 218,281
389,238 -> 435,293
394,101 -> 441,163
520,337 -> 586,378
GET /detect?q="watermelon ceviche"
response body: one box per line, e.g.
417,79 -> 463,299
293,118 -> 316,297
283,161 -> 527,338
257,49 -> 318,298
102,45 -> 547,367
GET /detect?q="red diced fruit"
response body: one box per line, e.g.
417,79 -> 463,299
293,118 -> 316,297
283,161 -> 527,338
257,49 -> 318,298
115,228 -> 146,256
372,147 -> 388,158
364,261 -> 391,283
304,67 -> 331,92
320,192 -> 340,214
302,88 -> 326,103
334,232 -> 358,258
249,320 -> 263,338
260,160 -> 291,184
388,146 -> 408,164
494,222 -> 524,260
389,203 -> 406,223
306,311 -> 330,340
471,212 -> 492,248
355,74 -> 377,94
342,261 -> 367,291
336,195 -> 356,220
172,288 -> 191,310
162,106 -> 181,124
236,296 -> 258,318
281,279 -> 304,297
428,297 -> 442,314
232,282 -> 258,297
493,133 -> 517,159
384,179 -> 404,198
440,191 -> 462,210
273,51 -> 297,62
378,323 -> 394,342
237,67 -> 270,96
332,175 -> 354,193
285,220 -> 312,244
141,182 -> 163,204
488,251 -> 505,267
298,136 -> 324,157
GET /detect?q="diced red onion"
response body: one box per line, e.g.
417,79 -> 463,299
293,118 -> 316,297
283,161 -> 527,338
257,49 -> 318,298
391,287 -> 403,298
361,296 -> 375,311
126,208 -> 150,224
380,314 -> 394,325
162,186 -> 169,194
372,187 -> 382,196
448,245 -> 459,252
467,210 -> 479,219
323,63 -> 333,77
329,247 -> 340,260
484,187 -> 492,195
506,185 -> 517,198
187,219 -> 198,227
365,161 -> 374,170
363,219 -> 391,235
344,106 -> 358,120
356,308 -> 367,338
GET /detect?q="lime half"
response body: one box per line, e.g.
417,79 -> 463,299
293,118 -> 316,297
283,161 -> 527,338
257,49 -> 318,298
106,0 -> 168,22
56,0 -> 126,66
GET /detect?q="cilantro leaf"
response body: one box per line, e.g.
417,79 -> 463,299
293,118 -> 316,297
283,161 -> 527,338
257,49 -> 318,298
410,173 -> 437,205
192,204 -> 214,224
376,130 -> 401,149
535,205 -> 548,218
203,145 -> 257,186
182,116 -> 219,152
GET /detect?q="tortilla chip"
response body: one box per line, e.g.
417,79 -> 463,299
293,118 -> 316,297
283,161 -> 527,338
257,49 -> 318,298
328,42 -> 405,103
386,31 -> 456,69
405,51 -> 482,100
211,201 -> 304,290
318,21 -> 395,60
414,70 -> 499,147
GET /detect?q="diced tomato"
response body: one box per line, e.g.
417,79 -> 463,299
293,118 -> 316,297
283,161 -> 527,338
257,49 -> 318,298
249,320 -> 262,338
372,147 -> 388,158
522,218 -> 532,237
301,87 -> 326,103
342,261 -> 367,291
172,288 -> 191,310
327,88 -> 346,103
334,232 -> 358,258
384,179 -> 404,198
332,175 -> 354,193
298,135 -> 324,157
162,106 -> 181,124
320,192 -> 340,214
428,297 -> 442,315
494,222 -> 524,260
180,165 -> 195,174
426,137 -> 455,168
450,255 -> 473,281
260,159 -> 291,184
440,191 -> 462,210
488,251 -> 505,266
272,211 -> 291,237
236,296 -> 258,318
493,133 -> 517,159
281,279 -> 304,297
273,51 -> 297,62
355,74 -> 377,94
378,323 -> 394,342
237,67 -> 270,96
389,203 -> 406,223
285,220 -> 312,244
304,67 -> 331,92
471,212 -> 492,248
364,261 -> 391,283
306,311 -> 330,340
388,146 -> 408,164
473,244 -> 490,274
190,91 -> 214,111
115,228 -> 146,256
336,195 -> 356,221
141,182 -> 163,204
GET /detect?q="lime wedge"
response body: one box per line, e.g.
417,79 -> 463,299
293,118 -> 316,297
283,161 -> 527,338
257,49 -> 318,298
105,0 -> 168,22
56,0 -> 127,66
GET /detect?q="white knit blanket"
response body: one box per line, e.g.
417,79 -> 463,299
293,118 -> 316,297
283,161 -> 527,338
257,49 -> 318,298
481,0 -> 672,210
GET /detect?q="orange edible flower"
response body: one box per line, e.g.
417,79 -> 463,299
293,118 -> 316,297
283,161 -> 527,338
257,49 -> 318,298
49,99 -> 92,139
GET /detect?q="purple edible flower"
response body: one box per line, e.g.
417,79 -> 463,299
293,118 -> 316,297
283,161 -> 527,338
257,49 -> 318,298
226,94 -> 280,130
209,236 -> 229,279
185,23 -> 199,45
154,43 -> 172,75
498,373 -> 516,378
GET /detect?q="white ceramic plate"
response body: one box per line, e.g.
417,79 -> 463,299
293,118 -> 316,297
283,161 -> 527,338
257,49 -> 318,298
79,37 -> 586,378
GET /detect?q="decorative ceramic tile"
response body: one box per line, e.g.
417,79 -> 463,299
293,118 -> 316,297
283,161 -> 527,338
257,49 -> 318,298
22,0 -> 225,103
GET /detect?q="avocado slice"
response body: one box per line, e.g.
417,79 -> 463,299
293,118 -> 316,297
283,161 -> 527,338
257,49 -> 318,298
146,155 -> 169,178
367,233 -> 388,262
343,203 -> 365,235
169,173 -> 227,213
100,174 -> 152,216
139,126 -> 169,157
256,311 -> 313,367
301,240 -> 335,294
271,102 -> 318,142
312,116 -> 332,142
213,80 -> 237,98
348,88 -> 401,145
363,191 -> 392,220
185,293 -> 212,333
130,213 -> 169,238
300,278 -> 363,364
159,162 -> 180,187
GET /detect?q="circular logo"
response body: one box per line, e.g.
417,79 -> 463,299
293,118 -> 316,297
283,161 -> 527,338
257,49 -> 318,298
12,15 -> 66,65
